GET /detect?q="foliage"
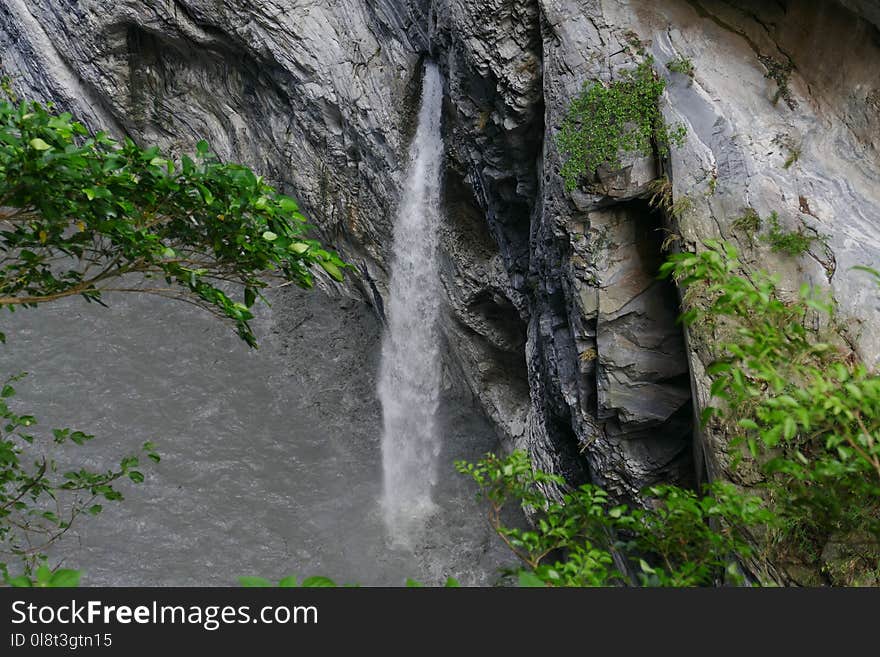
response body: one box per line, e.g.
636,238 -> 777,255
648,178 -> 693,219
579,347 -> 598,363
647,176 -> 673,213
731,207 -> 762,236
666,56 -> 695,79
0,97 -> 347,347
239,575 -> 339,588
238,575 -> 459,588
662,242 -> 880,580
762,211 -> 815,256
556,58 -> 686,191
731,208 -> 814,256
670,195 -> 694,219
455,450 -> 770,587
758,55 -> 796,110
3,563 -> 81,587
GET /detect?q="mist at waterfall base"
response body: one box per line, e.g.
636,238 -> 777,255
378,62 -> 445,547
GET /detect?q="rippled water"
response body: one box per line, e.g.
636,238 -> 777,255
0,286 -> 508,586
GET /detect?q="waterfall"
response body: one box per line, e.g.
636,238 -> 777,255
378,62 -> 445,544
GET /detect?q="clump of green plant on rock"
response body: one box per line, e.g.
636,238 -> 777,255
763,211 -> 816,256
556,57 -> 686,192
666,56 -> 695,79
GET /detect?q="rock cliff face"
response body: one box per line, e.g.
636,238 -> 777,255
3,0 -> 880,516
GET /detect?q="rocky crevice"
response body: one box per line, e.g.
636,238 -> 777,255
426,0 -> 702,501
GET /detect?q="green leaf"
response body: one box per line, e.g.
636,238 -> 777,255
262,231 -> 278,242
239,576 -> 272,587
444,577 -> 461,587
278,197 -> 299,214
197,184 -> 214,205
36,565 -> 52,584
405,578 -> 424,587
29,137 -> 51,150
639,559 -> 656,574
289,242 -> 310,255
1,384 -> 14,398
7,576 -> 32,587
49,569 -> 82,588
278,576 -> 299,588
301,576 -> 336,587
747,437 -> 759,457
69,431 -> 89,445
319,260 -> 344,282
517,571 -> 546,587
700,406 -> 717,426
706,361 -> 732,375
128,471 -> 145,483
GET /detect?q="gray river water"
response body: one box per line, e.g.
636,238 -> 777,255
0,286 -> 509,586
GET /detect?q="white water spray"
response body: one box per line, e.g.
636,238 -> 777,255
378,62 -> 445,544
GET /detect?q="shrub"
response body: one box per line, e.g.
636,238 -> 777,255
556,58 -> 686,191
663,242 -> 880,581
763,212 -> 815,256
666,57 -> 695,79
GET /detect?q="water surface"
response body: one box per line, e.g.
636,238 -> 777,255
0,286 -> 508,586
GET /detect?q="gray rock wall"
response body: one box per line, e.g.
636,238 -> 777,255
1,0 -> 423,301
3,0 -> 880,513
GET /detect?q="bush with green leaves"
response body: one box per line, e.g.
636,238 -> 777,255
0,96 -> 347,346
666,56 -> 695,79
0,92 -> 344,586
762,211 -> 815,256
662,242 -> 880,582
456,450 -> 771,587
556,58 -> 686,191
3,562 -> 82,588
237,575 -> 460,588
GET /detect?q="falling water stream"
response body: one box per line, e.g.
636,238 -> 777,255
378,63 -> 445,545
